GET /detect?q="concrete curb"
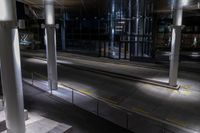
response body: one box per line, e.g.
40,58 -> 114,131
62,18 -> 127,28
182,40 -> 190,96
60,64 -> 180,90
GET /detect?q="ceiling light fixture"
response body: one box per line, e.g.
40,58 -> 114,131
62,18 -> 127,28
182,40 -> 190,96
181,0 -> 189,6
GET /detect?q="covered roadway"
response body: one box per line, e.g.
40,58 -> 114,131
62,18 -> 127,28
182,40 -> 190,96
21,51 -> 200,133
0,0 -> 200,133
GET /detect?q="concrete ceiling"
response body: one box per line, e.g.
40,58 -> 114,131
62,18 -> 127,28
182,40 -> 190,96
22,0 -> 83,7
154,0 -> 200,13
20,0 -> 200,9
20,0 -> 108,17
18,0 -> 200,18
20,0 -> 107,9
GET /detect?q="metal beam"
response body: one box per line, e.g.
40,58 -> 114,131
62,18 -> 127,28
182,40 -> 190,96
110,0 -> 115,57
128,0 -> 132,59
61,11 -> 67,51
134,0 -> 140,57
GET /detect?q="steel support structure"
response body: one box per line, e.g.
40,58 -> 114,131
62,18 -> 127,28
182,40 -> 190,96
61,10 -> 67,51
128,0 -> 132,59
169,0 -> 183,86
134,0 -> 140,57
0,0 -> 25,133
110,0 -> 116,57
44,0 -> 58,90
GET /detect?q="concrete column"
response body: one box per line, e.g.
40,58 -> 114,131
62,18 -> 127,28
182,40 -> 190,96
169,0 -> 183,86
0,0 -> 25,133
44,0 -> 58,90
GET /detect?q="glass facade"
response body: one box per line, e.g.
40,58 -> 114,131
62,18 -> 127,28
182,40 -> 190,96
17,0 -> 200,62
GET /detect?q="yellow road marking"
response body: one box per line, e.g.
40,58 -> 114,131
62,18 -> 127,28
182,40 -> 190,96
181,85 -> 192,90
78,89 -> 92,96
132,107 -> 150,115
172,89 -> 191,96
166,118 -> 187,127
181,90 -> 191,95
173,90 -> 179,94
99,97 -> 118,105
25,70 -> 191,131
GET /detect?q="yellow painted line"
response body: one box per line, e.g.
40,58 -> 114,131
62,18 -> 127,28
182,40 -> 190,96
172,89 -> 191,96
61,84 -> 118,105
60,84 -> 92,95
33,71 -> 118,105
166,118 -> 187,127
181,90 -> 191,95
60,82 -> 95,93
98,97 -> 118,105
59,82 -> 118,105
78,89 -> 93,96
131,107 -> 188,130
181,85 -> 192,90
173,90 -> 179,94
166,89 -> 176,93
132,107 -> 150,115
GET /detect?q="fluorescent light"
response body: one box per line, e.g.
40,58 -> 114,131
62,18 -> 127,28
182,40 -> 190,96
112,29 -> 115,34
116,26 -> 123,28
118,21 -> 125,24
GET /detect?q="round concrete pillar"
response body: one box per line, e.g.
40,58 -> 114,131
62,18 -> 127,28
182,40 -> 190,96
0,1 -> 25,133
44,0 -> 58,90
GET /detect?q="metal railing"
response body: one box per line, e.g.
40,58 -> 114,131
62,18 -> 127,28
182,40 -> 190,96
22,70 -> 188,133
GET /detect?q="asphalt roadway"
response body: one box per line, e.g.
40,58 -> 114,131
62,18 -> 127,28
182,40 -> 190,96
20,55 -> 200,133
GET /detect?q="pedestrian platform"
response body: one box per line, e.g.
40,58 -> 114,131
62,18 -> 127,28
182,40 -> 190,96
0,109 -> 72,133
22,51 -> 200,91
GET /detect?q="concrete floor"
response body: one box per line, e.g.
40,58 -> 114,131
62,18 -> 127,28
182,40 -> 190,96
21,51 -> 200,133
22,50 -> 200,73
0,109 -> 72,133
0,82 -> 130,133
